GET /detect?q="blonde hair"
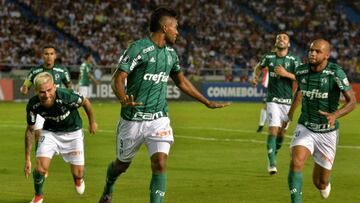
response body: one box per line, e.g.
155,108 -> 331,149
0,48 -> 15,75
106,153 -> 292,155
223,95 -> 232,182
34,72 -> 54,90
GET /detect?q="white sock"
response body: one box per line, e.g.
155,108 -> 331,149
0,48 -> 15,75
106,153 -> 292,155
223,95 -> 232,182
259,109 -> 267,126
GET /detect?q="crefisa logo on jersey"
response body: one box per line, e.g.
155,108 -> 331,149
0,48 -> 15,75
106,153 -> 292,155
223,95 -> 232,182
301,89 -> 328,99
143,72 -> 169,84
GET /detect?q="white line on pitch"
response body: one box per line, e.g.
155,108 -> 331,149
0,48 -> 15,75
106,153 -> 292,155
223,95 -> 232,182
2,124 -> 360,150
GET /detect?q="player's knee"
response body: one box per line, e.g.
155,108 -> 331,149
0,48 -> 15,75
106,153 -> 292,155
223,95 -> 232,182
290,157 -> 305,171
113,159 -> 130,173
35,165 -> 47,175
151,153 -> 167,173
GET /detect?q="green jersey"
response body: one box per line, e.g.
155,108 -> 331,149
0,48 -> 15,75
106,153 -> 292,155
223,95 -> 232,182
117,38 -> 181,121
260,52 -> 301,105
26,64 -> 71,88
79,62 -> 92,86
26,88 -> 84,132
296,62 -> 352,132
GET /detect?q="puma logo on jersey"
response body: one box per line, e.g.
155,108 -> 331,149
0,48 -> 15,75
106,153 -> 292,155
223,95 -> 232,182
143,72 -> 169,84
149,57 -> 156,63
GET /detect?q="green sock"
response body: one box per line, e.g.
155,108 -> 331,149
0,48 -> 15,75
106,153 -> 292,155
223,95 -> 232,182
288,171 -> 303,203
33,170 -> 45,196
103,162 -> 121,195
150,173 -> 167,203
275,136 -> 284,153
267,135 -> 277,166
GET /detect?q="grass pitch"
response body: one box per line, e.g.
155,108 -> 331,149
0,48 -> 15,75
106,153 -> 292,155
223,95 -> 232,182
0,101 -> 359,203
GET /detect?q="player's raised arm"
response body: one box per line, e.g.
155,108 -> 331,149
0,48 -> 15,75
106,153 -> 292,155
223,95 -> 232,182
20,73 -> 34,95
24,124 -> 35,178
170,71 -> 230,108
251,62 -> 263,87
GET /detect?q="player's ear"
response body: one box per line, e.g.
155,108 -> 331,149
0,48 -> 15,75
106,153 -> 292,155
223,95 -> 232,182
161,24 -> 167,33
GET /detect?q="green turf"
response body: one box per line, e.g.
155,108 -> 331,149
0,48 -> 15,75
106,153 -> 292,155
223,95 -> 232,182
0,101 -> 359,203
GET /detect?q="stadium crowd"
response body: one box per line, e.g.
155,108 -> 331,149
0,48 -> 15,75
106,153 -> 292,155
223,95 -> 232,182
0,1 -> 82,67
1,0 -> 360,82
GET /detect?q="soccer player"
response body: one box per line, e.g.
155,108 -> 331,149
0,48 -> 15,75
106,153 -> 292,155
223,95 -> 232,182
78,53 -> 100,98
24,72 -> 97,203
251,33 -> 301,175
98,7 -> 229,203
285,39 -> 356,202
20,45 -> 72,152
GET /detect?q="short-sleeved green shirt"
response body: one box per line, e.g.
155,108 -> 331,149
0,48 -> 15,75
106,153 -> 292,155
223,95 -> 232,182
79,62 -> 92,86
117,38 -> 181,121
296,62 -> 352,132
26,88 -> 84,132
25,64 -> 71,88
260,52 -> 301,105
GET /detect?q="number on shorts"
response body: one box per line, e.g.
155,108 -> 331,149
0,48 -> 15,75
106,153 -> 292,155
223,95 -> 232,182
119,139 -> 124,155
39,136 -> 45,143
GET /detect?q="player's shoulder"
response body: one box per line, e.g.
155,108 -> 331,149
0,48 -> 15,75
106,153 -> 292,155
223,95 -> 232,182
53,64 -> 69,73
285,52 -> 300,61
295,64 -> 310,76
56,88 -> 75,96
27,95 -> 40,109
262,52 -> 276,59
29,65 -> 43,74
128,38 -> 155,54
326,62 -> 346,76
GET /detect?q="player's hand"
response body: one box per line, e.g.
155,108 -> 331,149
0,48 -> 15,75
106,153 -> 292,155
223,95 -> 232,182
20,86 -> 29,95
24,160 -> 31,179
281,114 -> 291,130
88,121 -> 98,134
319,110 -> 336,128
121,95 -> 143,107
274,65 -> 288,77
251,78 -> 258,87
205,101 -> 231,109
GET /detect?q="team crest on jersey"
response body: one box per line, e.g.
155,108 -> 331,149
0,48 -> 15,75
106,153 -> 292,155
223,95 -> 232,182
121,55 -> 130,64
54,74 -> 60,80
321,78 -> 327,86
285,62 -> 289,68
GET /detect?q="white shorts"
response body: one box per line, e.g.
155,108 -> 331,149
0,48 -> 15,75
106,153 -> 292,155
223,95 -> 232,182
34,115 -> 45,130
79,85 -> 92,98
266,102 -> 291,128
116,117 -> 174,162
36,129 -> 85,165
290,124 -> 338,170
